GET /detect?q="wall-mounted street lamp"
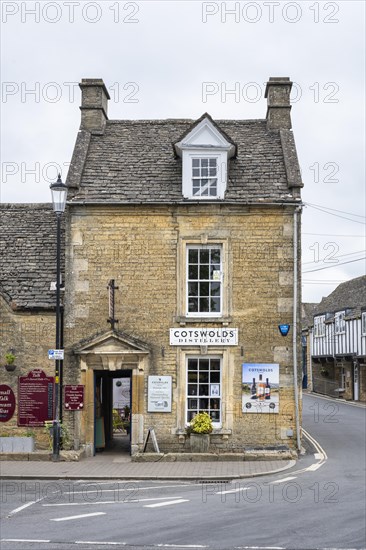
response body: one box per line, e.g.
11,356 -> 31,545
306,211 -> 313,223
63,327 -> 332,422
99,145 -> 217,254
50,174 -> 68,461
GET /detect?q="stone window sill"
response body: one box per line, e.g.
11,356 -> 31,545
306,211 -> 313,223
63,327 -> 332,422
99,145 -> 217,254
173,428 -> 232,436
175,316 -> 232,326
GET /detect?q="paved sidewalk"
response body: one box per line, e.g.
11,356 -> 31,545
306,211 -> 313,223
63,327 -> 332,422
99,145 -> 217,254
0,455 -> 296,481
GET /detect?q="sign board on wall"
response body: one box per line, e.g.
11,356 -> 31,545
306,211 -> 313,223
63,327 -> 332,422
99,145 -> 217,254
170,328 -> 238,346
242,363 -> 280,414
18,369 -> 54,426
0,385 -> 16,422
64,385 -> 84,410
148,376 -> 172,412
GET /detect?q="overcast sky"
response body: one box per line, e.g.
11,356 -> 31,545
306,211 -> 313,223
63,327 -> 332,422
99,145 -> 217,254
1,0 -> 365,303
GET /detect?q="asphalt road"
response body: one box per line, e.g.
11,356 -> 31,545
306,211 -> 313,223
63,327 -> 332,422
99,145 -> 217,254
1,393 -> 365,550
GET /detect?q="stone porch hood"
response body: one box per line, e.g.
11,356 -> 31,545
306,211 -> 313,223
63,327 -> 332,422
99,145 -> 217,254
72,330 -> 150,371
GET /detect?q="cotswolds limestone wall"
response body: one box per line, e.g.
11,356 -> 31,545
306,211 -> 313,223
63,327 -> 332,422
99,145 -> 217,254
64,203 -> 301,451
0,296 -> 56,447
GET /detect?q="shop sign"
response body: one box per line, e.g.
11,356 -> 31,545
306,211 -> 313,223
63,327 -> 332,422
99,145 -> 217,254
18,369 -> 54,427
0,385 -> 16,422
242,363 -> 280,414
170,328 -> 238,346
64,385 -> 84,410
148,376 -> 172,412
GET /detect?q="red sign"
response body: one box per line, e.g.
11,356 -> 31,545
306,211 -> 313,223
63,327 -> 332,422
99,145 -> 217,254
0,385 -> 16,422
64,385 -> 84,410
18,369 -> 54,427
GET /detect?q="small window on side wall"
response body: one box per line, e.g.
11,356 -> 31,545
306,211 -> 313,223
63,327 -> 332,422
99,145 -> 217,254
334,311 -> 345,334
314,315 -> 325,337
362,312 -> 366,335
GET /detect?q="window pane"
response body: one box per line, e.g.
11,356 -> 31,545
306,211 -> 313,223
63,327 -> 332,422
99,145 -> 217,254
210,282 -> 220,296
199,371 -> 209,383
199,359 -> 209,370
209,158 -> 216,167
200,282 -> 209,297
188,372 -> 197,382
188,283 -> 198,297
192,159 -> 199,167
188,298 -> 198,312
199,265 -> 209,280
199,398 -> 209,409
210,371 -> 220,383
188,359 -> 198,370
192,185 -> 200,196
188,265 -> 198,280
211,249 -> 221,263
187,411 -> 196,422
200,297 -> 210,311
209,185 -> 217,196
188,385 -> 197,396
210,359 -> 220,370
210,298 -> 220,312
188,249 -> 198,263
188,398 -> 198,409
200,249 -> 209,263
192,168 -> 200,177
201,159 -> 208,167
201,186 -> 209,196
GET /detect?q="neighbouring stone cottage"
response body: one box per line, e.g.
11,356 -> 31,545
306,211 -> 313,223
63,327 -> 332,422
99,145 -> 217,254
0,77 -> 304,456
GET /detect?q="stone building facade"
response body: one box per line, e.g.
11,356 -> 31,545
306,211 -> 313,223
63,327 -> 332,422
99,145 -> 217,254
1,77 -> 304,455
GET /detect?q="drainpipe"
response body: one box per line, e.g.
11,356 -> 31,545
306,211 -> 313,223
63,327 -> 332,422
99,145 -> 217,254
293,206 -> 302,451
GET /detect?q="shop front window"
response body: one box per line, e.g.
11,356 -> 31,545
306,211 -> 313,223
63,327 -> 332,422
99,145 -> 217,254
186,356 -> 222,427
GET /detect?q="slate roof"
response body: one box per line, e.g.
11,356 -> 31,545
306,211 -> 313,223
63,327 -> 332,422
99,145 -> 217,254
0,204 -> 64,310
310,276 -> 366,322
301,303 -> 319,330
67,119 -> 302,203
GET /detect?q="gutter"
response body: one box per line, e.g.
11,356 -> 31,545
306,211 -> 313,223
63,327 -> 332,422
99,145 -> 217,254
67,200 -> 304,207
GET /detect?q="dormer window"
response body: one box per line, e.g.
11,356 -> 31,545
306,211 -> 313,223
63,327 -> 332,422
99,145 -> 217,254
175,114 -> 236,200
192,157 -> 218,197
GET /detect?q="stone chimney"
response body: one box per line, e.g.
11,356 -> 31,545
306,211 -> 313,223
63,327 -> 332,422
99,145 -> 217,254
264,77 -> 292,130
79,78 -> 110,132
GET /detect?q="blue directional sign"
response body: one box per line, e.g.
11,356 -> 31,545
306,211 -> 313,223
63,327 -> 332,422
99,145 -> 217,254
278,324 -> 290,336
48,349 -> 64,360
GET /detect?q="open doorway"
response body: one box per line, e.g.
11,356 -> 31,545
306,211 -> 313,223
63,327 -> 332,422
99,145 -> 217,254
94,370 -> 132,454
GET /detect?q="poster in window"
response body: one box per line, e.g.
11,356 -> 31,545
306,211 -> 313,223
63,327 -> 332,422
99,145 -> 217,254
210,384 -> 220,396
242,363 -> 279,414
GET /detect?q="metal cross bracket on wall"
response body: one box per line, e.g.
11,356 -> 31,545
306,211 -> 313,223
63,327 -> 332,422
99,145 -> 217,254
107,279 -> 119,331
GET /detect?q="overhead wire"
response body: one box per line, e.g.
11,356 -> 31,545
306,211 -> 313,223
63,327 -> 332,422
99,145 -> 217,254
304,203 -> 366,225
303,256 -> 366,273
